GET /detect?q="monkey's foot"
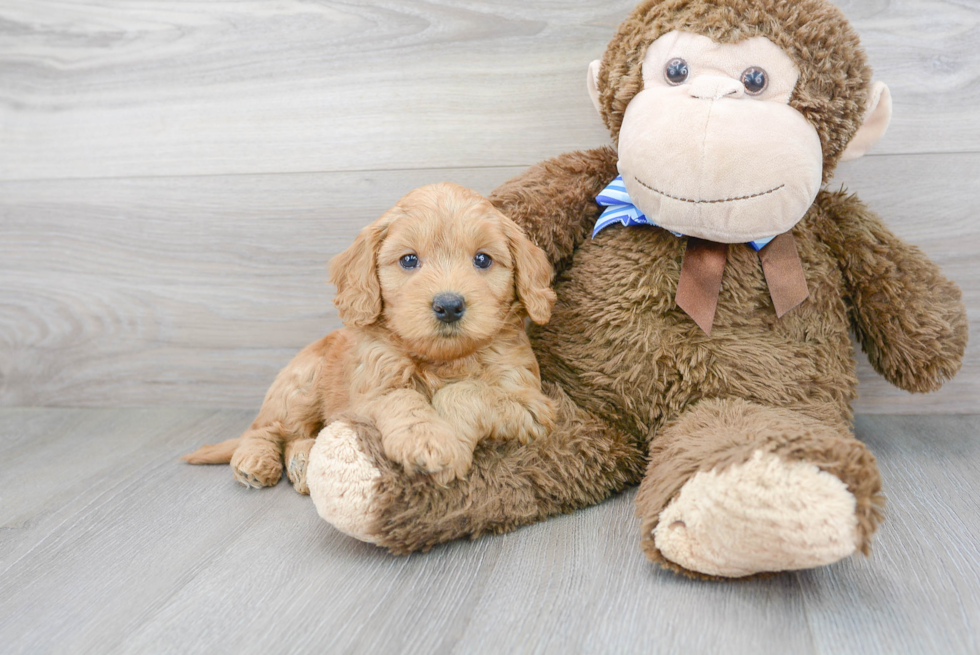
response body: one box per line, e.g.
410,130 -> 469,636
652,451 -> 859,577
635,399 -> 883,579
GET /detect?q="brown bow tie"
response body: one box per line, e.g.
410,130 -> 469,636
674,233 -> 809,335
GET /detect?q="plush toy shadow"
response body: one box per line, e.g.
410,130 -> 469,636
307,0 -> 968,579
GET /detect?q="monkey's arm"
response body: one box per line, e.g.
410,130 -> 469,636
489,146 -> 619,273
815,190 -> 968,393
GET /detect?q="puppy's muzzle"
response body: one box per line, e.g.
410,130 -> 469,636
432,293 -> 466,324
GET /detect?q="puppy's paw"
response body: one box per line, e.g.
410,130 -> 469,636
383,421 -> 473,485
521,395 -> 556,443
500,395 -> 556,444
285,438 -> 316,495
230,443 -> 283,489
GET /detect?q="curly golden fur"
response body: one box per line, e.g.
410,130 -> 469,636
183,183 -> 557,489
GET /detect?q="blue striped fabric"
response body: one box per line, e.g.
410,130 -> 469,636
593,176 -> 776,250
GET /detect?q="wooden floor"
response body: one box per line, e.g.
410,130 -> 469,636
1,409 -> 978,655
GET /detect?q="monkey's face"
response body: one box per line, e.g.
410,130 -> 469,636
612,31 -> 824,243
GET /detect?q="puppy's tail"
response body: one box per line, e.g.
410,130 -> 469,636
181,438 -> 240,464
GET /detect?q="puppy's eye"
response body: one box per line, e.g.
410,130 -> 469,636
473,253 -> 492,269
664,58 -> 689,85
399,253 -> 419,269
741,67 -> 768,95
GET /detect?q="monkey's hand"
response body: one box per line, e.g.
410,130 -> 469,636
817,190 -> 968,393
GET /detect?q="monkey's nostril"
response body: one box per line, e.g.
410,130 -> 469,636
432,293 -> 466,324
688,76 -> 745,101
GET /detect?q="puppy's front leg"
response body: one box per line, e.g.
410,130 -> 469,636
430,380 -> 490,448
363,389 -> 473,485
432,378 -> 555,446
497,385 -> 556,444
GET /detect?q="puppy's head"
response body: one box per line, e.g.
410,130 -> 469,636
329,182 -> 555,360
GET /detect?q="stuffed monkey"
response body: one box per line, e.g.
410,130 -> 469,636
306,0 -> 968,578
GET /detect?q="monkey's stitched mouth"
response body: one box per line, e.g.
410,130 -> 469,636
634,176 -> 785,204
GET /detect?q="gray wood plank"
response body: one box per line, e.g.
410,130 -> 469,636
2,153 -> 976,412
114,506 -> 508,655
0,409 -> 279,655
1,0 -> 978,182
1,409 -> 979,655
0,0 -> 619,181
450,497 -> 816,655
801,414 -> 980,655
0,408 -> 250,571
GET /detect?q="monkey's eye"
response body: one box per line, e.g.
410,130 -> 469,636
741,67 -> 768,95
664,58 -> 689,85
399,253 -> 419,269
473,253 -> 492,269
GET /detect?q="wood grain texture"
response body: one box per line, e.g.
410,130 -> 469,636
1,0 -> 977,411
1,409 -> 978,654
1,0 -> 979,181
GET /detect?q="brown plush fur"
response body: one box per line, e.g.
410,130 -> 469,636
184,183 -> 557,488
307,0 -> 967,578
634,398 -> 883,580
348,383 -> 647,554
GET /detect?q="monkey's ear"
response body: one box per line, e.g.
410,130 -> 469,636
329,214 -> 392,327
840,82 -> 892,162
587,60 -> 603,116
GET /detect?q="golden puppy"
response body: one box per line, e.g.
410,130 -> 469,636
184,183 -> 557,490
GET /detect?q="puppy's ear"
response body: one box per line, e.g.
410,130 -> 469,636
501,213 -> 556,325
329,213 -> 392,327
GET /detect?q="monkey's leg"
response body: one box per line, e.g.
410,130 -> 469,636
306,383 -> 646,553
635,398 -> 883,579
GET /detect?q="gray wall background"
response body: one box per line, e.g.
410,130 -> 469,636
1,0 -> 977,412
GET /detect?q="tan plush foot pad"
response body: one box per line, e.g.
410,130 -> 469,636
307,421 -> 383,544
654,450 -> 859,577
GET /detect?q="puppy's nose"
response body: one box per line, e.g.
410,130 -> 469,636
432,293 -> 466,324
